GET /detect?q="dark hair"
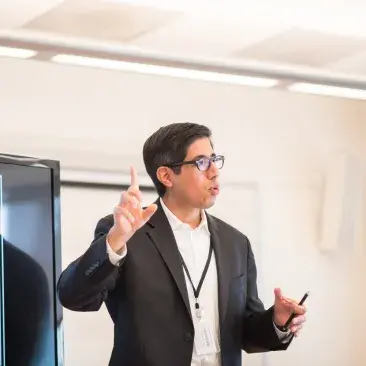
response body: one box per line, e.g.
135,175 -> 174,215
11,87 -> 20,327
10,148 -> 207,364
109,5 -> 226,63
143,122 -> 212,196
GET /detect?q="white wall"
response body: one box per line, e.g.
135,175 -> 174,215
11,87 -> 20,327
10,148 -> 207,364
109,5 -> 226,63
1,57 -> 366,366
60,186 -> 159,366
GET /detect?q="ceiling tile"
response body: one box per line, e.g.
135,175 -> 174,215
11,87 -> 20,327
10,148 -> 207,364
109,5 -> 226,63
0,0 -> 64,29
325,49 -> 366,75
131,13 -> 292,58
233,28 -> 366,67
21,0 -> 183,43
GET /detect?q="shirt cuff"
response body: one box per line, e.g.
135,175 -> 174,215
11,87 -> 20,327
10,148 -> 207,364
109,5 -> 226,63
106,238 -> 127,266
273,321 -> 292,343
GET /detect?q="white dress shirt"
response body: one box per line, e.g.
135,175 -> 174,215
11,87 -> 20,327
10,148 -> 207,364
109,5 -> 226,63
106,198 -> 290,366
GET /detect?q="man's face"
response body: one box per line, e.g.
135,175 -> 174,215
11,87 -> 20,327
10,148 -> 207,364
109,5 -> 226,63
170,137 -> 221,209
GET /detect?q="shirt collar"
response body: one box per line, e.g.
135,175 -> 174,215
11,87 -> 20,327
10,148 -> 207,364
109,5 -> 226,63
159,198 -> 210,233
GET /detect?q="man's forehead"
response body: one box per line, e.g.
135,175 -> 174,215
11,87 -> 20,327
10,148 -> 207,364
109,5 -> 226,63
186,138 -> 214,157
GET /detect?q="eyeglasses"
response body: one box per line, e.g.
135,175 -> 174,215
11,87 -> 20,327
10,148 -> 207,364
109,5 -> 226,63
167,155 -> 225,172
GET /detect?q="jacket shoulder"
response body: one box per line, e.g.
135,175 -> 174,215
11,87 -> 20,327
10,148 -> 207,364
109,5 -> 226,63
208,214 -> 249,243
94,214 -> 114,239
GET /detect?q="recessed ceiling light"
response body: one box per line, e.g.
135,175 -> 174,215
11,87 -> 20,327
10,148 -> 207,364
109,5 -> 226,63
51,54 -> 279,87
0,46 -> 37,59
288,82 -> 366,100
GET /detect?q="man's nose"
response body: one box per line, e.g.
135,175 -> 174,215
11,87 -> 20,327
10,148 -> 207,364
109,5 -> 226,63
207,161 -> 220,179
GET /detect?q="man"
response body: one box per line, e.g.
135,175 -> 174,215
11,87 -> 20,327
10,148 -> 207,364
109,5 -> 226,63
57,122 -> 307,366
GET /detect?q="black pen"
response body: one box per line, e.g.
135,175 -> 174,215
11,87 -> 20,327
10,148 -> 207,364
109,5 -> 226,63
283,291 -> 309,331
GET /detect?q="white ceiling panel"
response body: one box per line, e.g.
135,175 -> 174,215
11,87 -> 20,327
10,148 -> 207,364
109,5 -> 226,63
21,0 -> 183,43
131,13 -> 291,58
100,0 -> 348,13
325,50 -> 366,75
0,0 -> 65,29
233,28 -> 366,68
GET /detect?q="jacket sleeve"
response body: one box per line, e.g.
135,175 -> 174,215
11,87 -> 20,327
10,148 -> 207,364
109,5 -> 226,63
57,215 -> 124,312
241,238 -> 293,353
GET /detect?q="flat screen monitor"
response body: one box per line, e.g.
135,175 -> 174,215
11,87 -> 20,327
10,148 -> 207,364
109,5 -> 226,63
0,174 -> 5,366
0,154 -> 63,366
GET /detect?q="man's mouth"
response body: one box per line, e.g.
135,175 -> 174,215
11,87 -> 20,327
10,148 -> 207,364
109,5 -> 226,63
209,186 -> 220,195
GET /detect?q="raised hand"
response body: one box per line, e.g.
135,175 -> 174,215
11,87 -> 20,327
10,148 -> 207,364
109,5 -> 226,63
107,167 -> 158,253
273,288 -> 307,337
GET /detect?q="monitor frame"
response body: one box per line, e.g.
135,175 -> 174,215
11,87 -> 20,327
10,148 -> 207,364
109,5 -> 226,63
0,153 -> 63,366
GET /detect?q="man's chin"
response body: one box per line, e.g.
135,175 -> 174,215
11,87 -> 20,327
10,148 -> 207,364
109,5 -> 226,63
202,196 -> 217,210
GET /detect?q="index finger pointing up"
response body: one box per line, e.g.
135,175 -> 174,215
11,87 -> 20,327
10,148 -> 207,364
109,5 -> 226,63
130,166 -> 139,188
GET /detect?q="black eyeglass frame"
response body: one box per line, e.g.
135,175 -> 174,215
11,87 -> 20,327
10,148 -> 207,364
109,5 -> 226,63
166,154 -> 225,172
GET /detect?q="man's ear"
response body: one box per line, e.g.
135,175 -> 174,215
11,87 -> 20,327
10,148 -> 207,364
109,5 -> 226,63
156,166 -> 173,189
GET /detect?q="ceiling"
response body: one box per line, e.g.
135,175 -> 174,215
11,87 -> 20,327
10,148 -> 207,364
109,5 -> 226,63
1,0 -> 366,88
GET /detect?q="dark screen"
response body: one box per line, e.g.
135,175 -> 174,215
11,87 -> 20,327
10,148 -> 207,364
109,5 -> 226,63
0,163 -> 56,366
0,175 -> 4,366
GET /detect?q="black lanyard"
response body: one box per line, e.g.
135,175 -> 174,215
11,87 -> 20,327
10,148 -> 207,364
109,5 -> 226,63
180,243 -> 213,319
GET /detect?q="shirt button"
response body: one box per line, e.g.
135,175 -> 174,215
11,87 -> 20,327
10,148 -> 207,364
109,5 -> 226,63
184,332 -> 193,342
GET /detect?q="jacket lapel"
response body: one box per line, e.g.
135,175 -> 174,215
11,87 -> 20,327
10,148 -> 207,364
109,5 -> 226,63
145,200 -> 192,322
144,200 -> 232,328
207,214 -> 231,329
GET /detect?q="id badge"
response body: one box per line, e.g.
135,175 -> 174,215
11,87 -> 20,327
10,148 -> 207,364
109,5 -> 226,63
194,319 -> 219,356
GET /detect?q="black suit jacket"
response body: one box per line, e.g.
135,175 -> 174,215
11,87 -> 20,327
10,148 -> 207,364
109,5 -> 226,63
57,200 -> 291,366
